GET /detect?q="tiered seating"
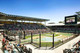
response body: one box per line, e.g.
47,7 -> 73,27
2,37 -> 18,53
52,26 -> 76,33
0,26 -> 4,29
0,23 -> 50,35
3,23 -> 46,30
2,34 -> 32,53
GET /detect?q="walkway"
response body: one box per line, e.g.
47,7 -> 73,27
0,41 -> 3,53
0,34 -> 3,53
54,35 -> 80,53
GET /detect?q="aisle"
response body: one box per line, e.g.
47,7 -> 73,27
0,34 -> 3,53
0,41 -> 3,53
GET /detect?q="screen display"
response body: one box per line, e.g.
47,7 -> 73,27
66,17 -> 75,23
65,15 -> 77,24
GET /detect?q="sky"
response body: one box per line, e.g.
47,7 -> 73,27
0,0 -> 80,23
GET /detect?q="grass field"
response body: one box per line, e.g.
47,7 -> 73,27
21,32 -> 74,47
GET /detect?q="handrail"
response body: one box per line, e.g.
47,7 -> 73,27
13,44 -> 24,53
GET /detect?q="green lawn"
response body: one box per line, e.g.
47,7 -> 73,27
32,40 -> 62,47
21,40 -> 62,47
25,32 -> 60,39
60,33 -> 73,36
23,32 -> 73,47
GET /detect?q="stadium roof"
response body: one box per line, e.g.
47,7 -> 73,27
46,23 -> 65,26
46,22 -> 80,26
0,12 -> 49,22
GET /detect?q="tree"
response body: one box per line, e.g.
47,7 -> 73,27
59,21 -> 64,23
76,11 -> 80,22
48,22 -> 55,24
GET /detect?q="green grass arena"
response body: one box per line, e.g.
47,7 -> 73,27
21,32 -> 74,47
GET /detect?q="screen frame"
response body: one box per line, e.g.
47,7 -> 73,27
65,15 -> 77,24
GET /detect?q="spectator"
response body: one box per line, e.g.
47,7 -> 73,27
4,42 -> 13,53
23,46 -> 28,53
2,37 -> 6,45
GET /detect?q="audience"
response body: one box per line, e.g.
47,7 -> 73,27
4,23 -> 46,30
1,23 -> 48,53
2,37 -> 6,45
2,36 -> 32,53
52,26 -> 76,33
23,46 -> 28,53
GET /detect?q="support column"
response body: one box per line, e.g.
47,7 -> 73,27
31,32 -> 33,43
19,30 -> 21,44
75,26 -> 77,34
24,31 -> 25,39
39,32 -> 41,47
19,34 -> 21,44
52,33 -> 54,47
6,30 -> 7,34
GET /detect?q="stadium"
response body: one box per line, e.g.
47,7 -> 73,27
0,11 -> 80,53
1,0 -> 80,53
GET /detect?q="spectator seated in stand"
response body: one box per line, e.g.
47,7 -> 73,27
73,40 -> 80,51
4,23 -> 47,30
2,37 -> 18,53
23,46 -> 28,53
3,23 -> 50,35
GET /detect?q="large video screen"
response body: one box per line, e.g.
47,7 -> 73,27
66,17 -> 75,23
65,15 -> 77,24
